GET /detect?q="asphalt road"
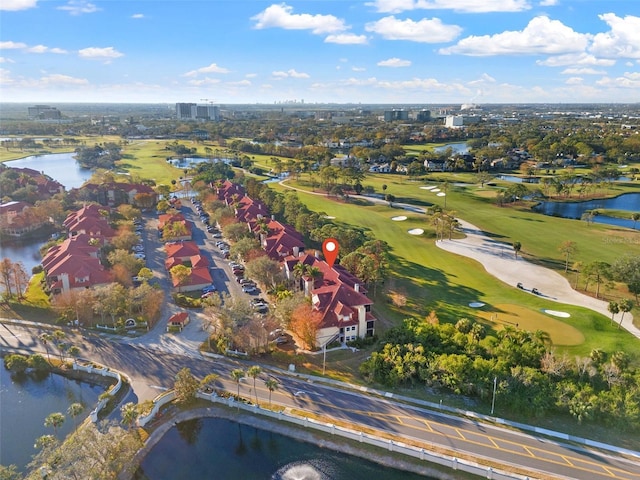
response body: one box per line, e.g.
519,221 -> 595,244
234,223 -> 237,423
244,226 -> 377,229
1,322 -> 639,480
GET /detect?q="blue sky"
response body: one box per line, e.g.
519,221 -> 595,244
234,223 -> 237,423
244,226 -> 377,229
1,0 -> 639,104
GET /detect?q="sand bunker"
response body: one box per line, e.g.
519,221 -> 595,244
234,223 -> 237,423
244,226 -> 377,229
436,192 -> 446,197
469,302 -> 485,308
392,216 -> 408,221
408,228 -> 424,235
323,215 -> 336,219
420,186 -> 436,190
544,310 -> 571,318
431,188 -> 441,192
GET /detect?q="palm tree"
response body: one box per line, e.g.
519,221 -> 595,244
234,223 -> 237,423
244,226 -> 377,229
67,403 -> 84,432
200,373 -> 219,393
607,301 -> 619,325
618,299 -> 633,329
120,402 -> 139,430
632,212 -> 640,230
512,241 -> 522,259
52,330 -> 66,362
264,378 -> 279,406
231,369 -> 245,410
247,366 -> 262,405
39,332 -> 53,366
44,412 -> 65,437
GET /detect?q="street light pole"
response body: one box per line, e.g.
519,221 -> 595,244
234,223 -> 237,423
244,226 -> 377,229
322,343 -> 326,375
491,376 -> 497,415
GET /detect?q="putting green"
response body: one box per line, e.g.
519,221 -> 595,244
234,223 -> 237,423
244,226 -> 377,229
477,304 -> 585,346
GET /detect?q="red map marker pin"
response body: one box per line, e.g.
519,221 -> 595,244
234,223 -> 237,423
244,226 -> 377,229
322,238 -> 339,268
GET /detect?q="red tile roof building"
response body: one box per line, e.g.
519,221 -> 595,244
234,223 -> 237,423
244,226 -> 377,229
217,180 -> 376,348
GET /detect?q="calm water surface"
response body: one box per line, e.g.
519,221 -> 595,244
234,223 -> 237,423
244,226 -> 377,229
0,366 -> 103,472
4,152 -> 93,189
134,417 -> 433,480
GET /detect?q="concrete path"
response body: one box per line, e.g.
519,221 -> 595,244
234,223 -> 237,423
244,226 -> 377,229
436,218 -> 640,340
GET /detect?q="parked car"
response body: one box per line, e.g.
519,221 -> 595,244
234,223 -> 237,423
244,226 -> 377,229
239,279 -> 255,286
251,298 -> 267,307
202,285 -> 216,294
201,291 -> 215,299
275,336 -> 288,345
211,232 -> 222,238
242,285 -> 257,293
133,253 -> 146,260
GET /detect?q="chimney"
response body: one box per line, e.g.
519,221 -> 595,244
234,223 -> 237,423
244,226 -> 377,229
354,283 -> 360,292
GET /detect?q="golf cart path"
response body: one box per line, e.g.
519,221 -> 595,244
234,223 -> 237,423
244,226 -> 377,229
437,219 -> 639,340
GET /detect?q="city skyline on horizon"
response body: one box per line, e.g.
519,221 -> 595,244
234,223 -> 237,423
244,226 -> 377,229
1,1 -> 639,105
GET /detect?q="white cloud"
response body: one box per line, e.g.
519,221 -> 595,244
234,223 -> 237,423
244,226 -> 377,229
596,72 -> 640,88
26,45 -> 68,54
352,66 -> 366,72
0,0 -> 37,10
367,0 -> 531,13
325,34 -> 368,45
561,67 -> 605,75
252,4 -> 347,34
245,73 -> 258,78
0,57 -> 15,64
228,79 -> 252,87
57,0 -> 100,15
440,16 -> 589,56
468,73 -> 496,85
537,53 -> 615,67
377,57 -> 411,67
272,69 -> 310,79
538,0 -> 557,5
183,63 -> 230,77
590,14 -> 640,59
366,16 -> 462,43
565,77 -> 583,85
78,47 -> 124,61
0,41 -> 27,49
187,78 -> 221,86
40,74 -> 89,85
131,13 -> 144,19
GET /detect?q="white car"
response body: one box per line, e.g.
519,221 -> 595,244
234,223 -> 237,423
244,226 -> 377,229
134,253 -> 146,260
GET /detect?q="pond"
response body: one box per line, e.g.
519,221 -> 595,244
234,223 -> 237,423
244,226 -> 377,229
0,365 -> 103,472
133,417 -> 433,480
3,152 -> 93,189
533,193 -> 640,229
434,142 -> 469,155
167,157 -> 232,168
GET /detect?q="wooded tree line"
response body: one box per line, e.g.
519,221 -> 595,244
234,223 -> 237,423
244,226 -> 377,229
360,316 -> 640,430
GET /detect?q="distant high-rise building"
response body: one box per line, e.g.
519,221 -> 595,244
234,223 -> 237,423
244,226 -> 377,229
383,109 -> 409,122
176,103 -> 220,121
28,105 -> 62,120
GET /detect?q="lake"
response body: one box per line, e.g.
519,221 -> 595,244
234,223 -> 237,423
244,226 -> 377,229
434,142 -> 469,155
0,365 -> 103,472
3,152 -> 93,189
533,193 -> 640,229
133,417 -> 432,480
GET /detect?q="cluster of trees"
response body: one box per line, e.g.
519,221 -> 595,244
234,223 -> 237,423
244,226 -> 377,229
0,259 -> 29,301
360,315 -> 640,429
575,254 -> 640,302
51,281 -> 163,328
74,143 -> 122,169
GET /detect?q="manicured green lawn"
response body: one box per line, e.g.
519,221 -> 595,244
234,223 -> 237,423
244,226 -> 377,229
271,175 -> 640,359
